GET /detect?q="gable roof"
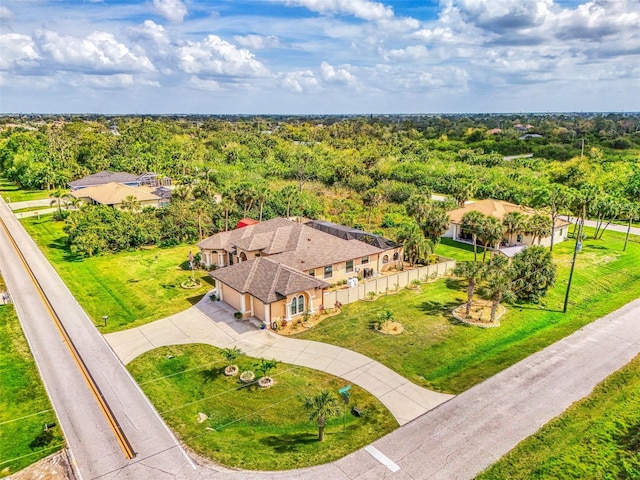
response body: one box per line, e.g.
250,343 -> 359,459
448,199 -> 569,229
69,182 -> 161,206
69,171 -> 139,188
210,257 -> 329,304
198,217 -> 386,271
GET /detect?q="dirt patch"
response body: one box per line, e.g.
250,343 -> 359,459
452,300 -> 505,328
374,320 -> 404,335
7,450 -> 75,480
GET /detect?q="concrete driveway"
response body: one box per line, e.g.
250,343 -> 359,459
105,296 -> 454,426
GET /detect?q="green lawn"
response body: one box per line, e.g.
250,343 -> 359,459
20,215 -> 213,333
0,177 -> 50,204
0,276 -> 64,478
296,229 -> 640,393
477,354 -> 640,480
128,344 -> 398,470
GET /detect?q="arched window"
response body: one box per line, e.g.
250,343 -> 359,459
393,252 -> 400,262
297,295 -> 304,314
382,255 -> 389,264
239,252 -> 247,262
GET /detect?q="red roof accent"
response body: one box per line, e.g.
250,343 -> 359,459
236,218 -> 259,229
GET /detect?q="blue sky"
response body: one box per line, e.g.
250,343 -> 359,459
1,0 -> 638,114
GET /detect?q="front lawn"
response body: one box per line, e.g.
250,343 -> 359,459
477,354 -> 640,479
20,215 -> 212,333
0,177 -> 50,204
128,344 -> 397,470
0,276 -> 64,478
296,229 -> 640,393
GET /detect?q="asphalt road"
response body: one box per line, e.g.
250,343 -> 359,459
2,196 -> 639,479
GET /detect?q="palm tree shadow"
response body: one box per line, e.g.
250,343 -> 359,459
200,367 -> 224,383
260,432 -> 318,452
418,300 -> 462,316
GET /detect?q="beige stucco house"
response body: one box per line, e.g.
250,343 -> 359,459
443,199 -> 569,251
69,182 -> 164,209
200,217 -> 403,325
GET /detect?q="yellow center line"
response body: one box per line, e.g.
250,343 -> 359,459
0,217 -> 136,460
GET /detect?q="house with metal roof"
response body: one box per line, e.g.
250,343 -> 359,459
200,217 -> 403,324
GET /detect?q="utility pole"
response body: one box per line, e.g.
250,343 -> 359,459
623,217 -> 632,252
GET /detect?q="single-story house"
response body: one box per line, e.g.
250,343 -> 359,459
69,182 -> 163,209
201,217 -> 403,323
443,199 -> 569,248
69,171 -> 171,191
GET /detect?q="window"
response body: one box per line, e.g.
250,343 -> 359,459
309,269 -> 315,276
239,252 -> 247,262
361,256 -> 369,265
517,234 -> 522,243
393,252 -> 400,262
559,229 -> 564,236
382,255 -> 389,264
291,294 -> 304,315
345,260 -> 354,273
324,265 -> 333,279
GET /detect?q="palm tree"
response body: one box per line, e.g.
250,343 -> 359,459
481,261 -> 515,323
405,194 -> 432,223
221,346 -> 243,376
49,188 -> 69,214
525,214 -> 552,245
461,211 -> 486,261
421,208 -> 450,245
192,199 -> 210,241
477,216 -> 505,262
303,390 -> 342,441
257,358 -> 278,381
362,187 -> 383,228
502,211 -> 525,246
397,223 -> 433,266
120,195 -> 141,212
453,261 -> 486,316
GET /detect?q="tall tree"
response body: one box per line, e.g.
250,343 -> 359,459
397,223 -> 433,266
421,208 -> 450,245
481,256 -> 514,323
49,187 -> 69,214
532,184 -> 575,251
524,214 -> 552,245
502,211 -> 525,246
461,210 -> 486,261
453,261 -> 486,316
510,246 -> 557,302
477,216 -> 505,262
302,390 -> 342,442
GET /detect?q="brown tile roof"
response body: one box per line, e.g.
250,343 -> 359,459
210,257 -> 329,304
448,199 -> 569,228
198,217 -> 384,270
69,182 -> 161,206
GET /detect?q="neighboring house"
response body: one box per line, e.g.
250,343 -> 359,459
443,199 -> 569,251
201,217 -> 403,324
69,182 -> 163,209
236,217 -> 259,229
68,171 -> 171,191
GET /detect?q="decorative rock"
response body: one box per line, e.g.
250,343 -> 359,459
197,412 -> 208,423
224,365 -> 239,376
240,371 -> 255,383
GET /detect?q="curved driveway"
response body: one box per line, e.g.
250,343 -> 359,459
106,297 -> 454,426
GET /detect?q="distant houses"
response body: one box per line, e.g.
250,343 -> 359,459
67,171 -> 172,209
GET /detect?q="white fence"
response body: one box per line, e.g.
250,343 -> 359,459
322,258 -> 456,307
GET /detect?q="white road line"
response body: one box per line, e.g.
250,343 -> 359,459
365,445 -> 400,473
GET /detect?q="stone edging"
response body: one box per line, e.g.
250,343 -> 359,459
451,305 -> 505,328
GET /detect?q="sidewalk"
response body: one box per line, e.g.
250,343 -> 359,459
105,295 -> 454,426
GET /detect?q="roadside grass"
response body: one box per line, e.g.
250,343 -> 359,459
477,353 -> 640,480
296,229 -> 640,394
20,215 -> 213,333
128,344 -> 397,470
0,276 -> 64,478
0,177 -> 50,204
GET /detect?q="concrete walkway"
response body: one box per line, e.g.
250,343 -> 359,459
105,296 -> 453,426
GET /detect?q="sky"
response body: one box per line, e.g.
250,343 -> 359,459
1,0 -> 639,114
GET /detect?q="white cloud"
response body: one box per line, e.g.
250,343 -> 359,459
381,45 -> 430,62
0,33 -> 40,70
153,0 -> 188,24
35,30 -> 155,74
176,35 -> 270,78
187,76 -> 223,91
283,0 -> 394,21
233,34 -> 280,50
126,20 -> 169,45
0,6 -> 13,20
280,69 -> 319,92
320,61 -> 356,85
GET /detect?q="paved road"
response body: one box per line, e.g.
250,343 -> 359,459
105,299 -> 453,426
3,194 -> 640,479
564,215 -> 640,236
0,198 -> 208,480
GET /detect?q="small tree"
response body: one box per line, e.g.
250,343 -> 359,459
49,187 -> 69,214
257,358 -> 278,381
221,347 -> 243,375
481,256 -> 514,323
303,390 -> 342,441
